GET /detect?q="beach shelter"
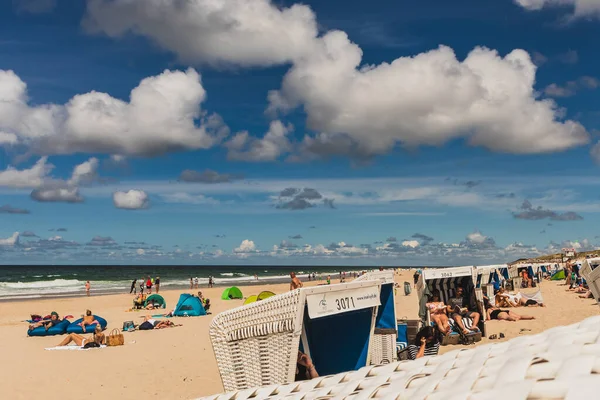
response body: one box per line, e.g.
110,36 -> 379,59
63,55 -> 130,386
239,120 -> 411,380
173,294 -> 206,317
210,280 -> 382,392
551,269 -> 566,281
416,266 -> 485,335
257,290 -> 275,300
243,295 -> 258,305
581,258 -> 600,302
144,294 -> 166,309
354,270 -> 397,364
221,286 -> 243,300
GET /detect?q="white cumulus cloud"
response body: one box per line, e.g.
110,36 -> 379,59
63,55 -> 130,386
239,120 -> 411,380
226,120 -> 293,162
234,239 -> 256,253
0,157 -> 53,188
514,0 -> 600,19
0,232 -> 19,246
401,240 -> 420,248
31,187 -> 84,203
0,68 -> 227,157
68,157 -> 99,186
113,190 -> 149,210
269,38 -> 588,158
83,0 -> 319,67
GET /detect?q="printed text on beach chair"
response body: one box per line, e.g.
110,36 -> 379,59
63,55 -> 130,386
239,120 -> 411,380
209,281 -> 381,392
199,315 -> 600,400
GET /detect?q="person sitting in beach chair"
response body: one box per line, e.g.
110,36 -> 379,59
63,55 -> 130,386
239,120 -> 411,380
57,324 -> 105,348
426,291 -> 451,336
484,297 -> 534,321
133,294 -> 146,309
407,326 -> 440,360
446,286 -> 480,335
139,315 -> 177,330
79,309 -> 100,333
295,351 -> 318,381
29,311 -> 62,331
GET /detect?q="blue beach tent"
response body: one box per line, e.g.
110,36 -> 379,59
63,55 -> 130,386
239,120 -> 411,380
173,294 -> 206,317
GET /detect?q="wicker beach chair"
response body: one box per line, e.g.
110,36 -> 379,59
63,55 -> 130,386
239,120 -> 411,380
209,280 -> 382,392
354,270 -> 397,365
199,315 -> 600,400
581,257 -> 600,302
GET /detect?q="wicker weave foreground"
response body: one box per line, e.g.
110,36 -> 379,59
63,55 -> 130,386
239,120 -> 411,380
198,315 -> 600,400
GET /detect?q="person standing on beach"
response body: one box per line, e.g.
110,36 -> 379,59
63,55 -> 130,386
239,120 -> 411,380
326,275 -> 331,285
155,276 -> 160,293
85,281 -> 91,296
208,276 -> 214,288
140,279 -> 145,295
190,277 -> 193,289
290,272 -> 303,291
194,277 -> 199,289
130,279 -> 137,294
146,276 -> 152,294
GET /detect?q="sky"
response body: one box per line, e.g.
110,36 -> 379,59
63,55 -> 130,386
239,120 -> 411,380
2,0 -> 600,265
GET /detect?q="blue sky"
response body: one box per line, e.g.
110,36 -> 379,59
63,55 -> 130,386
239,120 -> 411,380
1,0 -> 600,265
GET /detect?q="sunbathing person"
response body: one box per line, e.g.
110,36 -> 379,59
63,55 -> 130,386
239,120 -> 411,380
426,291 -> 451,335
484,298 -> 534,321
579,290 -> 594,299
139,315 -> 176,330
29,311 -> 61,331
496,288 -> 544,307
79,309 -> 100,332
57,324 -> 105,347
446,286 -> 480,334
407,326 -> 440,360
295,351 -> 318,381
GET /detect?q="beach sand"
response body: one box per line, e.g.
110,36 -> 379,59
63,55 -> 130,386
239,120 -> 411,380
1,270 -> 597,399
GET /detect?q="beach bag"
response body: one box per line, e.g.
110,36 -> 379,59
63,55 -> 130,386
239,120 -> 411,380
122,321 -> 135,332
83,341 -> 100,349
106,328 -> 124,346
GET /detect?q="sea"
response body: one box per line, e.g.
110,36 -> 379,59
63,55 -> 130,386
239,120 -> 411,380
0,265 -> 418,301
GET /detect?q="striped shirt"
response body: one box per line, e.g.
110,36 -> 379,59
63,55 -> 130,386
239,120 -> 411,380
407,342 -> 440,360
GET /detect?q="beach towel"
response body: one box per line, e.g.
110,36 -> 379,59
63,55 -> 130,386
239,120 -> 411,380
45,345 -> 106,351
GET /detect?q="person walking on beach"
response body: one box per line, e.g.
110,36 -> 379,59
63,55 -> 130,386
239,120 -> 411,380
326,275 -> 331,285
130,279 -> 137,294
146,276 -> 152,294
155,276 -> 160,293
208,276 -> 214,288
290,272 -> 303,291
85,281 -> 91,296
140,279 -> 145,295
190,277 -> 193,289
194,277 -> 199,289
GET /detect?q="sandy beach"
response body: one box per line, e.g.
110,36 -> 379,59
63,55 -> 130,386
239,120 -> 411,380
1,270 -> 598,400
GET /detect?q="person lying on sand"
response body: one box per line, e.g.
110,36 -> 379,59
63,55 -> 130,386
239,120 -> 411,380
79,309 -> 100,333
484,297 -> 534,321
495,288 -> 544,307
139,315 -> 178,330
579,290 -> 594,299
57,325 -> 105,347
29,311 -> 61,331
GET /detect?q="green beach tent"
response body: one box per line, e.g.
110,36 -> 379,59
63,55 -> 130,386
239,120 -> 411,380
221,286 -> 243,300
144,294 -> 166,309
550,269 -> 566,281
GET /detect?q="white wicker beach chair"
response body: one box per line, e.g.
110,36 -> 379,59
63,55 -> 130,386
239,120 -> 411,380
581,258 -> 600,302
198,315 -> 600,400
209,281 -> 382,392
354,270 -> 397,365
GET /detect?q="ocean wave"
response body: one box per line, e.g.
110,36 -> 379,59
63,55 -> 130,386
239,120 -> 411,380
0,279 -> 82,289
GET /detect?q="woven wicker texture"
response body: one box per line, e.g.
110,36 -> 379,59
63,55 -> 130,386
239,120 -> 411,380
209,289 -> 303,392
199,315 -> 600,400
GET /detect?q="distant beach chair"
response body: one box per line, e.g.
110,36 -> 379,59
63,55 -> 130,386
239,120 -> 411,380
581,258 -> 600,302
198,315 -> 600,400
209,280 -> 382,392
353,270 -> 397,365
